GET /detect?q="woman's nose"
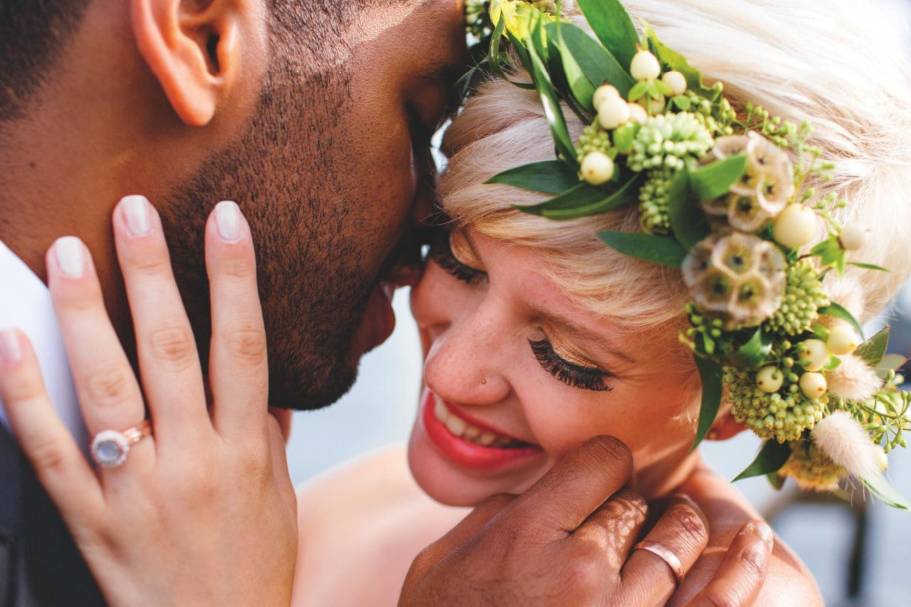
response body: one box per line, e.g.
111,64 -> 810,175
422,310 -> 511,407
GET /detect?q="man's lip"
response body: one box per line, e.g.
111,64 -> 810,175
420,389 -> 544,472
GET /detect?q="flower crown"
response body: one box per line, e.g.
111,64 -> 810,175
463,0 -> 910,508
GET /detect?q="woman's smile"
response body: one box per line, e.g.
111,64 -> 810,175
420,389 -> 545,472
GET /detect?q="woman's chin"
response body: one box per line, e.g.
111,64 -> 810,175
406,420 -> 546,507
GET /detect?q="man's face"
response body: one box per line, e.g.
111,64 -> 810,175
160,1 -> 467,409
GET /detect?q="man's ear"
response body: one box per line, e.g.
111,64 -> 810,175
707,411 -> 748,441
131,0 -> 267,126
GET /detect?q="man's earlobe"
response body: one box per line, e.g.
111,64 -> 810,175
131,0 -> 265,126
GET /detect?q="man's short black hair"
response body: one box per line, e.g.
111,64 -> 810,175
0,0 -> 92,121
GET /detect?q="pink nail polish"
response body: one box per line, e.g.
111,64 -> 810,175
215,200 -> 242,242
121,195 -> 151,236
54,236 -> 85,278
0,328 -> 22,364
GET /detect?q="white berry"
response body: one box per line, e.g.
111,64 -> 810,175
756,366 -> 784,393
630,49 -> 661,81
580,152 -> 615,185
797,339 -> 828,372
598,95 -> 631,130
662,70 -> 687,96
839,224 -> 866,251
826,323 -> 860,355
773,205 -> 819,249
627,102 -> 648,124
799,372 -> 828,400
593,84 -> 621,110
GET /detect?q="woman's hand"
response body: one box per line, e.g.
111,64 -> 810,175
0,196 -> 297,606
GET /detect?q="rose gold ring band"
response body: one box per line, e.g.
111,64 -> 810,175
634,540 -> 685,583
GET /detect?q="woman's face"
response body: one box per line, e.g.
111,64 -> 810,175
408,228 -> 700,507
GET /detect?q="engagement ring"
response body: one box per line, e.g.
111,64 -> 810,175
90,420 -> 152,468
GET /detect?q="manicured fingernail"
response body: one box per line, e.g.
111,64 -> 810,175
0,328 -> 22,364
215,200 -> 242,242
54,236 -> 84,278
121,195 -> 151,236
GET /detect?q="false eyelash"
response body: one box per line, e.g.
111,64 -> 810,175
428,231 -> 486,285
529,338 -> 612,393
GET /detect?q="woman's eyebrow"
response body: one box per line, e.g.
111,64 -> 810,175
534,308 -> 635,365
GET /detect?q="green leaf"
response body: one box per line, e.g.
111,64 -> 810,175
599,230 -> 688,268
767,472 -> 786,491
525,29 -> 578,166
667,169 -> 709,250
547,23 -> 634,98
689,155 -> 748,201
541,174 -> 644,220
856,326 -> 890,367
628,81 -> 649,102
848,261 -> 890,272
819,303 -> 864,340
734,440 -> 792,482
692,356 -> 723,450
734,329 -> 772,369
576,0 -> 639,73
824,355 -> 842,371
862,473 -> 910,510
811,237 -> 847,272
488,12 -> 508,76
486,161 -> 582,195
552,22 -> 595,109
613,123 -> 639,154
672,95 -> 692,111
646,27 -> 715,99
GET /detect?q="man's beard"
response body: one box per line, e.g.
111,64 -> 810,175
158,64 -> 376,411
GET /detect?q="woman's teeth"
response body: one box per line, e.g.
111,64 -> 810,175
433,399 -> 526,449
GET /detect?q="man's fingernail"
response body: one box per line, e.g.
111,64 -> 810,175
0,328 -> 22,364
753,520 -> 774,545
54,236 -> 85,278
215,200 -> 242,242
121,195 -> 151,236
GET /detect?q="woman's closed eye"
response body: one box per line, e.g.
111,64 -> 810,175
529,338 -> 612,392
428,230 -> 486,285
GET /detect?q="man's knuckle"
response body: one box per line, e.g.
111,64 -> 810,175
699,588 -> 740,607
148,326 -> 196,368
85,366 -> 135,407
587,436 -> 632,471
669,504 -> 709,545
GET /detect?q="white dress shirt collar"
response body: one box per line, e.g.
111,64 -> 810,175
0,241 -> 86,447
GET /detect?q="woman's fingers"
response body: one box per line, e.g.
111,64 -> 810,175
684,521 -> 773,607
619,494 -> 710,606
204,201 -> 269,438
112,196 -> 210,446
0,329 -> 105,531
45,236 -> 154,473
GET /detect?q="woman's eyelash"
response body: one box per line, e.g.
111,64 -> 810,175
529,338 -> 612,392
428,232 -> 486,285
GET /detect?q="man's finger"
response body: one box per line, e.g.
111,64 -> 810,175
685,521 -> 773,607
0,329 -> 105,531
507,436 -> 633,539
572,489 -> 648,570
619,494 -> 710,606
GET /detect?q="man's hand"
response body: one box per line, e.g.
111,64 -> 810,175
400,437 -> 773,607
400,437 -> 707,606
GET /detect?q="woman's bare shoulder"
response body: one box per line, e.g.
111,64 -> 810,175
669,464 -> 823,607
291,445 -> 469,607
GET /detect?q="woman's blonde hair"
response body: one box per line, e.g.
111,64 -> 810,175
440,0 -> 911,337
